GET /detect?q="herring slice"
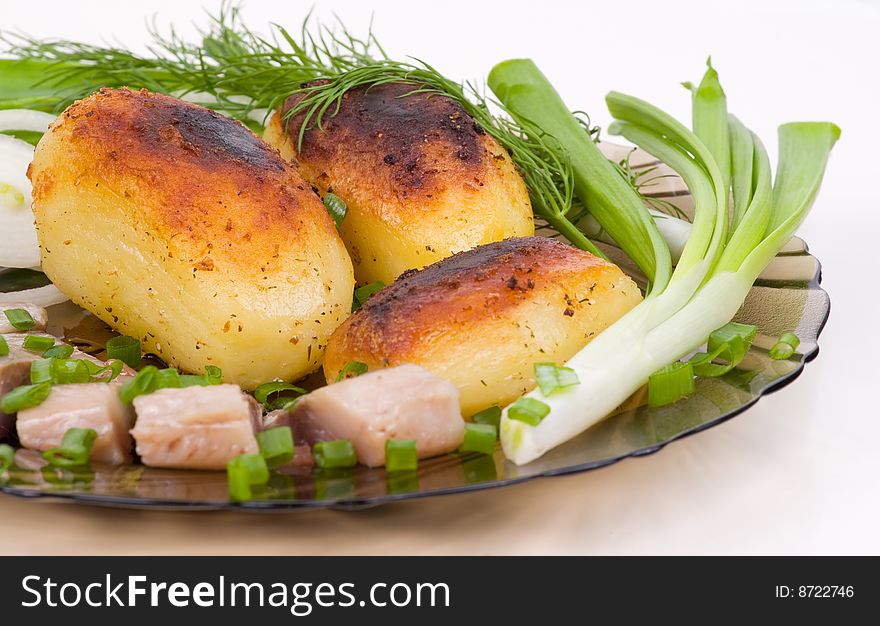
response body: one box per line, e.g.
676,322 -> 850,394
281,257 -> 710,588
16,382 -> 134,465
131,384 -> 260,470
291,364 -> 464,467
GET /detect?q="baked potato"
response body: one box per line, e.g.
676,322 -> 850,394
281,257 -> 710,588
323,237 -> 642,416
263,81 -> 534,285
29,88 -> 354,389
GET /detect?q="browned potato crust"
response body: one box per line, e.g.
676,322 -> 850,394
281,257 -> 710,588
29,88 -> 354,388
324,237 -> 642,415
264,82 -> 534,284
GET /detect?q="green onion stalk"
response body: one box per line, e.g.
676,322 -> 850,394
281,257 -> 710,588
490,60 -> 839,465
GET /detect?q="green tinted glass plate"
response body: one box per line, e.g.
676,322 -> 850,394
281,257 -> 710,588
0,236 -> 827,510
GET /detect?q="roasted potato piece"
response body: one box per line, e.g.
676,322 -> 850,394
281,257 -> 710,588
324,237 -> 642,416
29,88 -> 354,389
263,82 -> 534,285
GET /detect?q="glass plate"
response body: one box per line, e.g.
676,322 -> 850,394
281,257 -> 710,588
0,146 -> 830,510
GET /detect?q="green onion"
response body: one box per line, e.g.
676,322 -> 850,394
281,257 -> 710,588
508,397 -> 550,426
648,362 -> 695,407
105,335 -> 141,368
31,357 -> 123,384
3,308 -> 35,330
313,440 -> 357,469
30,358 -> 52,384
42,344 -> 74,359
471,406 -> 502,429
1,381 -> 51,413
85,359 -> 124,383
496,60 -> 839,465
176,366 -> 222,387
204,365 -> 222,384
155,368 -> 181,389
0,443 -> 14,470
254,381 -> 306,410
226,453 -> 270,501
488,60 -> 672,292
385,439 -> 418,471
0,335 -> 9,357
534,362 -> 580,396
352,281 -> 385,311
335,361 -> 368,382
686,322 -> 759,377
460,423 -> 497,455
22,335 -> 54,353
179,374 -> 209,387
323,192 -> 348,228
42,427 -> 97,467
691,58 -> 731,198
256,426 -> 294,468
708,322 -> 757,354
770,332 -> 801,360
119,365 -> 159,404
50,358 -> 91,384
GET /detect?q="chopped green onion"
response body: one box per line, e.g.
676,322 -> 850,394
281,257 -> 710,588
42,344 -> 74,359
770,332 -> 801,360
688,322 -> 759,377
534,362 -> 580,396
0,443 -> 14,470
31,357 -> 123,384
708,322 -> 757,354
335,361 -> 368,382
648,362 -> 695,407
22,335 -> 54,353
50,358 -> 90,384
175,366 -> 221,387
254,381 -> 306,410
460,423 -> 497,455
256,426 -> 294,469
508,397 -> 551,426
1,381 -> 51,413
313,440 -> 357,469
226,453 -> 270,501
3,308 -> 35,330
385,439 -> 418,471
471,406 -> 502,429
105,335 -> 141,368
179,374 -> 209,387
42,427 -> 97,467
155,368 -> 181,389
84,359 -> 124,383
119,365 -> 159,404
204,365 -> 222,384
30,358 -> 52,384
353,281 -> 385,311
0,335 -> 9,357
323,192 -> 348,228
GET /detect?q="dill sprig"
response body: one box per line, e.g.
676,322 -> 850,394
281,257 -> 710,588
0,3 -> 622,255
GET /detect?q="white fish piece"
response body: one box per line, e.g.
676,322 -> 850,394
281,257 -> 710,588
291,364 -> 464,467
16,382 -> 135,465
0,303 -> 48,333
131,384 -> 260,470
0,333 -> 133,438
0,334 -> 43,438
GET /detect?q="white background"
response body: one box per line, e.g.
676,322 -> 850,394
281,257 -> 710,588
2,0 -> 878,555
